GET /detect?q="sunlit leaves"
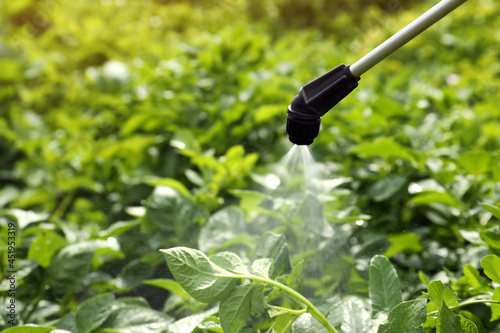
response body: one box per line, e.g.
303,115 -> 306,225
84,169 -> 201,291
426,281 -> 460,308
1,326 -> 54,333
254,232 -> 291,277
27,229 -> 68,267
491,288 -> 500,322
144,185 -> 206,245
100,304 -> 174,333
45,242 -> 97,297
161,247 -> 236,303
369,255 -> 402,318
436,303 -> 478,333
198,207 -> 247,253
219,285 -> 254,333
480,203 -> 500,220
377,299 -> 427,333
351,138 -> 415,161
75,293 -> 115,333
384,233 -> 423,259
481,255 -> 500,284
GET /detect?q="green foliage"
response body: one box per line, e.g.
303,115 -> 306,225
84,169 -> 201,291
426,281 -> 459,308
163,246 -> 339,333
436,303 -> 478,333
377,299 -> 427,333
162,247 -> 237,303
369,255 -> 402,318
481,255 -> 500,284
1,0 -> 500,332
75,293 -> 115,333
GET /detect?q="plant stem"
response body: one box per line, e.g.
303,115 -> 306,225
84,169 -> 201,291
218,273 -> 338,333
427,299 -> 500,316
49,190 -> 76,222
270,305 -> 308,316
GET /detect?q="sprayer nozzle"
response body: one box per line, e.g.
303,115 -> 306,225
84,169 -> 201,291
286,112 -> 320,145
286,64 -> 360,145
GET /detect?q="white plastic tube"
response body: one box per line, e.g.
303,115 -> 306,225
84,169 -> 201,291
350,0 -> 468,77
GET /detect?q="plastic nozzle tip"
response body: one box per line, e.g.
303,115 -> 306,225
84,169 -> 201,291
286,113 -> 320,146
285,64 -> 360,146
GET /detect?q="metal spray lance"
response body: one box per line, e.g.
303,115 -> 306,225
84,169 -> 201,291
286,0 -> 468,145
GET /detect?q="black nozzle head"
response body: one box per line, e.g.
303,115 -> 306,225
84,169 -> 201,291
286,110 -> 320,146
286,64 -> 360,145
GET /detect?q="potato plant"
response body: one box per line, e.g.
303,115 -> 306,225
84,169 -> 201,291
1,0 -> 500,332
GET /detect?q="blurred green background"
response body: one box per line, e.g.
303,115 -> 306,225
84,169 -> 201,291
1,0 -> 500,331
1,0 -> 498,219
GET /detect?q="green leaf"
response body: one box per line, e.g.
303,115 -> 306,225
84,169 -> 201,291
479,230 -> 500,250
410,192 -> 461,209
28,229 -> 68,268
45,242 -> 96,297
426,281 -> 460,308
0,260 -> 37,291
229,190 -> 267,212
145,186 -> 206,238
384,233 -> 423,258
161,247 -> 236,302
116,259 -> 155,289
145,177 -> 192,199
198,207 -> 247,253
436,302 -> 478,333
0,58 -> 23,82
480,203 -> 500,220
142,279 -> 191,299
286,261 -> 303,289
76,293 -> 115,333
99,220 -> 140,238
253,104 -> 283,124
219,284 -> 253,333
367,175 -> 407,202
377,299 -> 427,333
460,318 -> 479,333
250,283 -> 266,314
418,271 -> 430,286
93,240 -> 125,269
120,113 -> 153,136
458,151 -> 491,175
254,232 -> 291,276
251,258 -> 274,279
198,316 -> 223,332
491,287 -> 500,322
101,305 -> 174,333
340,297 -> 372,333
351,137 -> 414,161
456,264 -> 492,294
1,326 -> 54,333
210,251 -> 248,274
459,230 -> 484,245
480,255 -> 500,283
372,96 -> 405,117
273,312 -> 297,333
6,209 -> 48,228
369,255 -> 402,318
168,307 -> 218,333
314,296 -> 343,328
54,313 -> 78,332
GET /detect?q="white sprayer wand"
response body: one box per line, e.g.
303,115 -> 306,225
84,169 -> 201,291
286,0 -> 468,146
